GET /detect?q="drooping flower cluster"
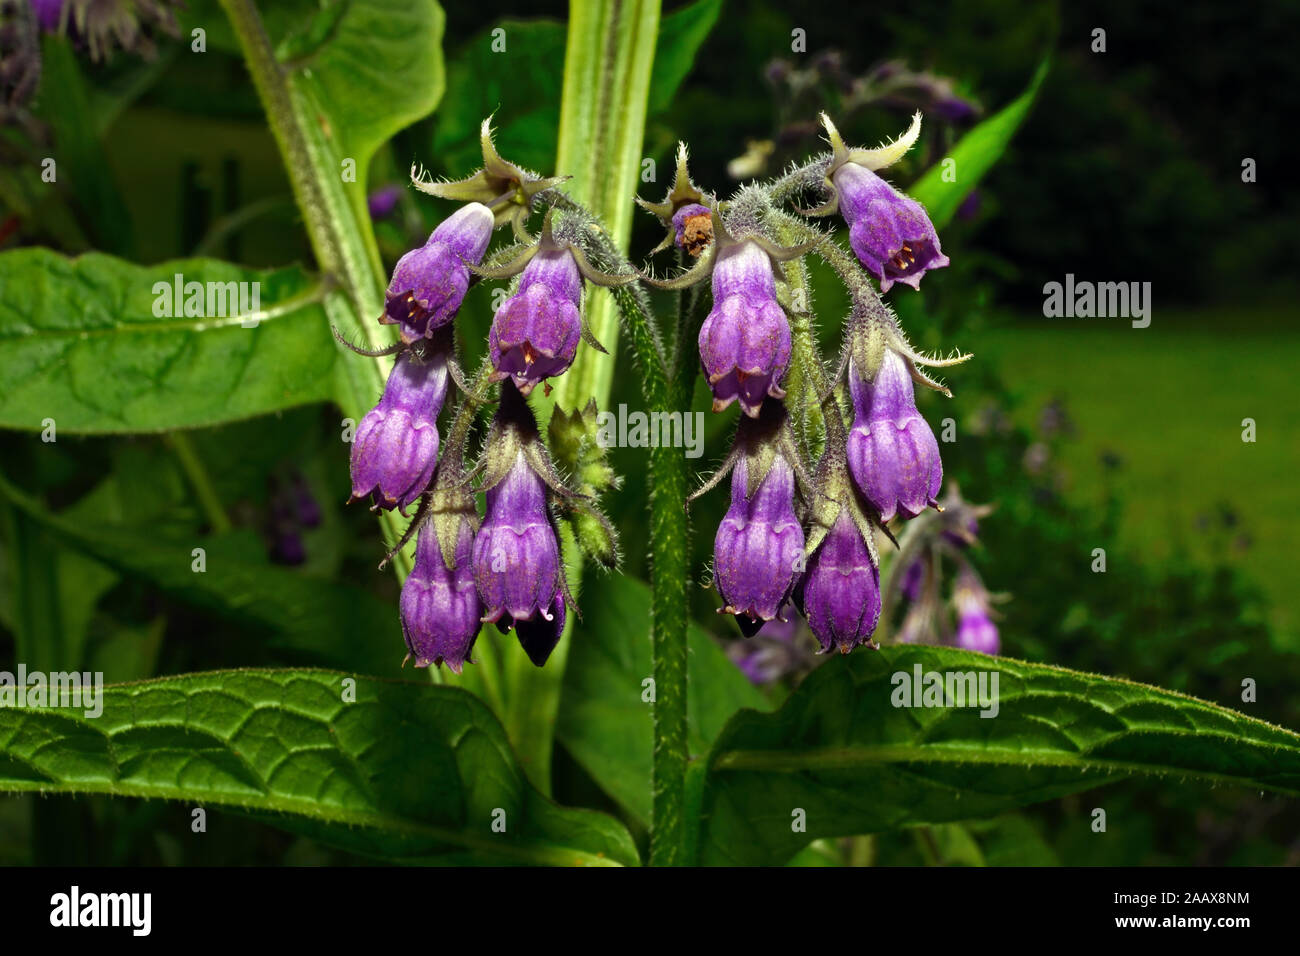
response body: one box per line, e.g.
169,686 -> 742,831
345,109 -> 987,675
342,121 -> 619,672
655,112 -> 971,658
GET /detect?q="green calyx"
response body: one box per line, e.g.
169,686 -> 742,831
412,117 -> 569,230
802,111 -> 924,218
636,141 -> 712,255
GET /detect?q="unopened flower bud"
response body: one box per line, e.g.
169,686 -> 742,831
846,349 -> 942,522
698,240 -> 791,417
672,202 -> 713,257
797,511 -> 881,654
489,247 -> 583,395
383,202 -> 493,342
349,349 -> 448,511
401,518 -> 482,672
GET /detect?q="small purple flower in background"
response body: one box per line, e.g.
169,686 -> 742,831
931,94 -> 979,125
833,162 -> 948,292
489,247 -> 584,396
472,450 -> 566,665
941,516 -> 979,550
698,240 -> 791,417
1038,396 -> 1076,439
382,201 -> 493,343
266,470 -> 321,565
797,512 -> 881,654
349,349 -> 448,512
401,518 -> 483,672
893,604 -> 928,644
31,0 -> 64,31
955,190 -> 982,222
270,526 -> 305,566
31,0 -> 183,61
847,348 -> 942,522
269,497 -> 305,566
714,453 -> 804,635
367,184 -> 402,221
291,472 -> 322,528
898,556 -> 926,601
952,567 -> 999,655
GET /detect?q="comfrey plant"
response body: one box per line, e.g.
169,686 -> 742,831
7,0 -> 1297,876
347,113 -> 965,674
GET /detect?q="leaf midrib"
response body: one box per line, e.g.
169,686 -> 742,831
711,740 -> 1300,795
0,776 -> 623,866
0,283 -> 327,341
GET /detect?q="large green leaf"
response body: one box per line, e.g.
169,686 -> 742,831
558,573 -> 769,824
0,669 -> 638,865
0,250 -> 334,433
0,473 -> 397,676
910,58 -> 1049,231
694,645 -> 1300,865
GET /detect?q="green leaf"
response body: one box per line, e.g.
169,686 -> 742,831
433,3 -> 718,178
433,19 -> 569,176
272,0 -> 445,289
646,0 -> 722,115
0,249 -> 335,434
695,645 -> 1300,865
557,573 -> 769,825
0,668 -> 639,865
0,473 -> 398,676
910,58 -> 1050,231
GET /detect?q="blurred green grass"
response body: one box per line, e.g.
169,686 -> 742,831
977,306 -> 1298,646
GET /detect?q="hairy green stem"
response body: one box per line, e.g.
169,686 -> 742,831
648,376 -> 689,865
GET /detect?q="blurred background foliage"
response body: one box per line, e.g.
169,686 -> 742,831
0,0 -> 1296,865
